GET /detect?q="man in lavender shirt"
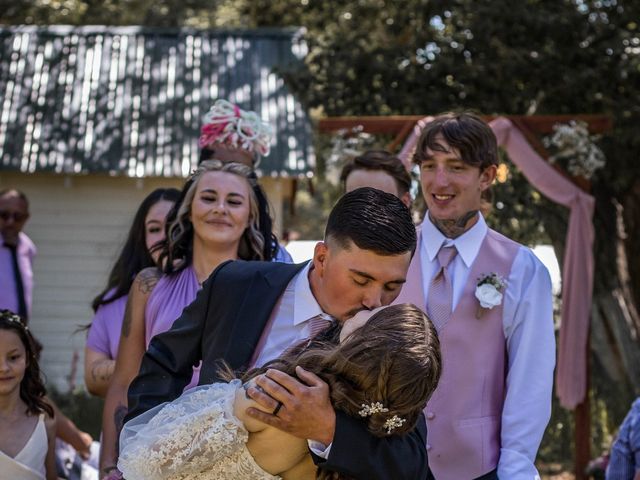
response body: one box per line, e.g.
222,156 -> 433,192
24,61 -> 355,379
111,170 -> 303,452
0,189 -> 36,322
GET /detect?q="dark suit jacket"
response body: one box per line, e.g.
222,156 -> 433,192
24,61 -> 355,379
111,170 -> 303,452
127,260 -> 429,480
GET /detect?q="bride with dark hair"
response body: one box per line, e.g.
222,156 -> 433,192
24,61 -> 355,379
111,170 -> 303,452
118,303 -> 442,480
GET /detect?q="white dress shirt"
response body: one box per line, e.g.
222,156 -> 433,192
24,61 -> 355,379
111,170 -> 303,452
252,261 -> 333,458
253,261 -> 325,367
420,214 -> 555,480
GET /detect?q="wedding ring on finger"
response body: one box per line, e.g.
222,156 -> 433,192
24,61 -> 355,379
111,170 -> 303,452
272,401 -> 283,416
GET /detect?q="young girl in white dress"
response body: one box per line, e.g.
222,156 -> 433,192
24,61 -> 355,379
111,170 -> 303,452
118,303 -> 442,480
0,310 -> 56,480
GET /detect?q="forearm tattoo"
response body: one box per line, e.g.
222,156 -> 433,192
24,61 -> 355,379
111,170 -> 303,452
430,210 -> 479,238
114,404 -> 128,453
90,359 -> 115,384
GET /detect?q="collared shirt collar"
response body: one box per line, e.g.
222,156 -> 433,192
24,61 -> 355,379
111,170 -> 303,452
293,261 -> 324,326
0,232 -> 23,249
421,212 -> 488,268
0,232 -> 11,248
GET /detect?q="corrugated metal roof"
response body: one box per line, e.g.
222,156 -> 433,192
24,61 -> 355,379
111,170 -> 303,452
0,25 -> 315,177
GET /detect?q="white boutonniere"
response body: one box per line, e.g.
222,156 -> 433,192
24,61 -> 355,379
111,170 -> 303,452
475,273 -> 507,318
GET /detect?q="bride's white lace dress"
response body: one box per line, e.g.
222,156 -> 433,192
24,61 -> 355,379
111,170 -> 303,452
118,380 -> 280,480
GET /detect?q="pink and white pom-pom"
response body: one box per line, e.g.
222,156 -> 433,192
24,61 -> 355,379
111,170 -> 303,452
199,99 -> 273,156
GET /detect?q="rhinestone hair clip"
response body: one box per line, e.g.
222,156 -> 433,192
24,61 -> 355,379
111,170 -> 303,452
358,402 -> 389,417
383,415 -> 406,434
359,401 -> 406,434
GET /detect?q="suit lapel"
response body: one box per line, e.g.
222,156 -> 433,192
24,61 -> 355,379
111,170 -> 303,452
223,262 -> 307,371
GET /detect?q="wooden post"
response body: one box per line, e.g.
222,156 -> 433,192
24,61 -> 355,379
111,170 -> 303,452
574,333 -> 591,480
575,401 -> 590,479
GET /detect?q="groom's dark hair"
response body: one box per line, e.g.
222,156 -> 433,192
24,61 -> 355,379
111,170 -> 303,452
325,187 -> 416,256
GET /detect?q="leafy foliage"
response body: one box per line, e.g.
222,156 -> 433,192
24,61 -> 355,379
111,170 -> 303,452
0,0 -> 235,27
235,0 -> 640,261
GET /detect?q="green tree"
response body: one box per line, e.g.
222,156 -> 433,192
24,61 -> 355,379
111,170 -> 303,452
0,0 -> 240,27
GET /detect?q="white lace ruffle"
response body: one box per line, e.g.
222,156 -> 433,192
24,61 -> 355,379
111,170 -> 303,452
118,380 -> 280,480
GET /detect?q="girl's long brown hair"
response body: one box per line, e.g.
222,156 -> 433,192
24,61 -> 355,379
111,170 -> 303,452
228,303 -> 442,479
0,310 -> 54,417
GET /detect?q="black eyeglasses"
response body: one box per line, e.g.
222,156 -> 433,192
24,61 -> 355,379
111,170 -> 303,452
0,211 -> 29,222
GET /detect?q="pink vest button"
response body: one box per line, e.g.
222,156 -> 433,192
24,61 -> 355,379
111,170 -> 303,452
426,444 -> 432,451
426,412 -> 435,420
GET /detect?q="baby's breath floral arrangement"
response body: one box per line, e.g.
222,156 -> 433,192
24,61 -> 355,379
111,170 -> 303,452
543,120 -> 606,180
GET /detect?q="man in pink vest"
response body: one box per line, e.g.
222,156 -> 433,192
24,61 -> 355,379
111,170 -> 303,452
395,112 -> 555,479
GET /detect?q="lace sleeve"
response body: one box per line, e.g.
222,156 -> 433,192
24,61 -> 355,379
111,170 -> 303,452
118,380 -> 248,480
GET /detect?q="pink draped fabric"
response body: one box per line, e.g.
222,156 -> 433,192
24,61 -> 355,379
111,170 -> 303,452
397,116 -> 434,170
399,116 -> 595,409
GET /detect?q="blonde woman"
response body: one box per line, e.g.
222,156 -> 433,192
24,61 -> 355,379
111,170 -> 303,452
100,160 -> 273,477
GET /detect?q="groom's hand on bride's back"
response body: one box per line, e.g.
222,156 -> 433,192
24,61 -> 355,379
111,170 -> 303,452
245,366 -> 336,446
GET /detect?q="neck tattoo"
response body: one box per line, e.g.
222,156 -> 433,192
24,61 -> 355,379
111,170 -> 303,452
430,210 -> 479,239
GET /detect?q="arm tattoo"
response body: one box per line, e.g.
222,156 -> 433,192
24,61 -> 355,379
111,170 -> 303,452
430,210 -> 479,239
90,359 -> 114,383
121,268 -> 160,338
136,268 -> 161,294
114,404 -> 128,454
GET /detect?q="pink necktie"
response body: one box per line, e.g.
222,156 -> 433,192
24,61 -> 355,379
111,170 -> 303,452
427,245 -> 458,330
308,313 -> 334,338
282,313 -> 334,358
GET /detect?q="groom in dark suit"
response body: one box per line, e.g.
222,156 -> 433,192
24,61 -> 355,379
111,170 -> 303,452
127,187 -> 428,479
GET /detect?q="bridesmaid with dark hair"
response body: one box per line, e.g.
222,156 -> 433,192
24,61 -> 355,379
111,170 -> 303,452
84,188 -> 180,398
